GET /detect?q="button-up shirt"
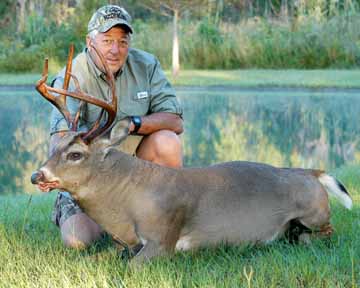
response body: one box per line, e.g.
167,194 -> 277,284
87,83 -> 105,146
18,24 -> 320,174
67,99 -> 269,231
50,48 -> 182,134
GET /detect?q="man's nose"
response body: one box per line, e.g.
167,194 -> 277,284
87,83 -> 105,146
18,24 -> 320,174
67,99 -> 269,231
110,42 -> 121,53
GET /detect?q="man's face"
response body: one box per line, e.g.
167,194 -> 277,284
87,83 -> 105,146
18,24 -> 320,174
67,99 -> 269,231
87,26 -> 130,74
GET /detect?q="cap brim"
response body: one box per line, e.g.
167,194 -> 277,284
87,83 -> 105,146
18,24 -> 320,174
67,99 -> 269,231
98,19 -> 133,34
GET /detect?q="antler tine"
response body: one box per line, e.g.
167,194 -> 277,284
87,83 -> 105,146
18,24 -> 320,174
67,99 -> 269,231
36,56 -> 73,127
81,44 -> 117,141
37,44 -> 117,142
62,44 -> 74,103
48,44 -> 117,142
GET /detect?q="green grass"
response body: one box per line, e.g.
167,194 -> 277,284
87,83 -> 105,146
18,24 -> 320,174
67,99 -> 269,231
0,165 -> 359,287
168,69 -> 360,88
2,69 -> 360,88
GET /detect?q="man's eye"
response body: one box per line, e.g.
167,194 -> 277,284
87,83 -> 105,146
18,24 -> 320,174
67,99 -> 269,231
103,39 -> 113,45
67,152 -> 83,161
119,40 -> 129,47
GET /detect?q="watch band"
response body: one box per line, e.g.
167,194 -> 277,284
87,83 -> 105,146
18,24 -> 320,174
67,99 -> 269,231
130,116 -> 142,134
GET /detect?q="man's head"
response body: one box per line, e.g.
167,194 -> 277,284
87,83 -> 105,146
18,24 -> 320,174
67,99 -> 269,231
86,5 -> 132,74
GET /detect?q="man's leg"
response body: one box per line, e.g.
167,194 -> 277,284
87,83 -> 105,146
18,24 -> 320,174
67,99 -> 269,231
60,213 -> 103,249
52,192 -> 103,249
136,130 -> 183,168
57,130 -> 182,249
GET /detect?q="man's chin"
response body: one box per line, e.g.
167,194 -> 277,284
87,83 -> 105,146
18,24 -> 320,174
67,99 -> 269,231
108,66 -> 122,75
106,61 -> 123,74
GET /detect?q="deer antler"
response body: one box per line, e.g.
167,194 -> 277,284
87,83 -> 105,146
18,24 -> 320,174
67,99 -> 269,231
36,44 -> 117,143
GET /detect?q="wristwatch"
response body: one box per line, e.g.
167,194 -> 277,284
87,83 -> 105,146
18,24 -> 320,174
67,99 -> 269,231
130,116 -> 142,134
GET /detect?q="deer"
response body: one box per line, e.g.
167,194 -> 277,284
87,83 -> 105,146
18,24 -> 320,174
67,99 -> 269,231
31,45 -> 353,265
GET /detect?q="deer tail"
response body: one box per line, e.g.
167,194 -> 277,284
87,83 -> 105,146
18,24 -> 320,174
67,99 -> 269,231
318,173 -> 353,210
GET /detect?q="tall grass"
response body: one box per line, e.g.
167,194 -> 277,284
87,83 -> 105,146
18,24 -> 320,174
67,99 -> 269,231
112,15 -> 360,70
1,13 -> 360,73
0,165 -> 359,287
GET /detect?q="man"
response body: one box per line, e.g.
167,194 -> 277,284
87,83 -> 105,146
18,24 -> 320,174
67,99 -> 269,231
49,5 -> 183,249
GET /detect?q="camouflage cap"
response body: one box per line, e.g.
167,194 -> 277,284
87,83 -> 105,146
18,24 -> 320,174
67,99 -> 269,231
88,5 -> 133,34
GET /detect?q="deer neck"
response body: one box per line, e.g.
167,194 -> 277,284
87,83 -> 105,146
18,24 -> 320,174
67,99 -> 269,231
73,148 -> 171,203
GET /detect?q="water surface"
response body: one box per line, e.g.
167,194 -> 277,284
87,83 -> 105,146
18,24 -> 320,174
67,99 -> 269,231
1,87 -> 359,194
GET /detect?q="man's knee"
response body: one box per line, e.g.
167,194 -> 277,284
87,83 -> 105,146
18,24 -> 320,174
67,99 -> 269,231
137,130 -> 183,168
151,130 -> 182,156
60,213 -> 103,249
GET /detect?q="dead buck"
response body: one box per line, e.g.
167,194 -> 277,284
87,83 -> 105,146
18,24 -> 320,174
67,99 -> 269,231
31,46 -> 353,264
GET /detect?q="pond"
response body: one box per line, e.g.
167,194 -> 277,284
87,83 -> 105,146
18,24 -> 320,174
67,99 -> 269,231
0,86 -> 359,195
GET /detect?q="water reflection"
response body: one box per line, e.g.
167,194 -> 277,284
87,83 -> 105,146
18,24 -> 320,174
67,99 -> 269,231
178,89 -> 360,169
0,87 -> 359,194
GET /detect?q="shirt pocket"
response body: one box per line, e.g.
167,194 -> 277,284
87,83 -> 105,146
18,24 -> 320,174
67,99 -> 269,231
119,89 -> 151,117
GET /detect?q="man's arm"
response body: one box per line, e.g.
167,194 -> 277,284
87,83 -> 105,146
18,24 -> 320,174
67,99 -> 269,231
128,112 -> 183,135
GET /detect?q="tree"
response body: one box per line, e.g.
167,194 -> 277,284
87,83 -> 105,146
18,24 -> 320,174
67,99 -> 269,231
140,0 -> 206,77
16,0 -> 27,33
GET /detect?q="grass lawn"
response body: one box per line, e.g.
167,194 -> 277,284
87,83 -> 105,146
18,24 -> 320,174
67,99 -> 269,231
0,165 -> 359,288
1,69 -> 360,88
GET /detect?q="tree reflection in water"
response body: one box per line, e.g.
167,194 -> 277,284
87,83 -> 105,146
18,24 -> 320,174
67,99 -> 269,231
180,90 -> 360,169
1,88 -> 359,194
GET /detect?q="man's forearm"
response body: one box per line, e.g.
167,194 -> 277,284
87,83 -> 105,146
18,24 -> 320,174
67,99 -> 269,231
129,112 -> 183,135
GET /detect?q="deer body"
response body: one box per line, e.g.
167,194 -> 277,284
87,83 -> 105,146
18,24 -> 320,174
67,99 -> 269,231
33,133 -> 352,263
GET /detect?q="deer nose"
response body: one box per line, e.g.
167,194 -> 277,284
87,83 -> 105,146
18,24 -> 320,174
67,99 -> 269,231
31,171 -> 44,184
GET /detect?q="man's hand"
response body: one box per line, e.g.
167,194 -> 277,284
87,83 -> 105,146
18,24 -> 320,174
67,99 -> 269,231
129,119 -> 136,134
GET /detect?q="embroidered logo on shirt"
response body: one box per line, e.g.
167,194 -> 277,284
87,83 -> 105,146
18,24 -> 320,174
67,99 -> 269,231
136,91 -> 148,99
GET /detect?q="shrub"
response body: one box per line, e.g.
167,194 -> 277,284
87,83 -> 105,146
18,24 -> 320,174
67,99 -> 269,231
1,13 -> 360,72
0,44 -> 42,73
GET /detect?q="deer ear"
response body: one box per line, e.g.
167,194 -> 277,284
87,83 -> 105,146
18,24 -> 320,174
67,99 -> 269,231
109,117 -> 131,147
100,118 -> 130,161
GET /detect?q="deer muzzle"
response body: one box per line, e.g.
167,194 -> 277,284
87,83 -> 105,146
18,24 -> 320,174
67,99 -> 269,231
31,170 -> 60,192
31,170 -> 44,184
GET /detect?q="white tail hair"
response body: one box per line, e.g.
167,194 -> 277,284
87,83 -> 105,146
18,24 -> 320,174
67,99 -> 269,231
318,174 -> 353,210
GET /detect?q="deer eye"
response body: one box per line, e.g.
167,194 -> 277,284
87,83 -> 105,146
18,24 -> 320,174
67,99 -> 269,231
67,152 -> 83,161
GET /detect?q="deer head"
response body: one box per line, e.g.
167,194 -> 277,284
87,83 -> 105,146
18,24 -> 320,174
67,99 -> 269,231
31,45 -> 129,193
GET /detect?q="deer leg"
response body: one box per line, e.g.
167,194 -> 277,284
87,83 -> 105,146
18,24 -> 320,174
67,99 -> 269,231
297,223 -> 333,244
296,196 -> 332,243
130,239 -> 168,266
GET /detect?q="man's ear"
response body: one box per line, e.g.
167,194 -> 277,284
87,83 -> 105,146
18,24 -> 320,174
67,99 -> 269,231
86,36 -> 92,50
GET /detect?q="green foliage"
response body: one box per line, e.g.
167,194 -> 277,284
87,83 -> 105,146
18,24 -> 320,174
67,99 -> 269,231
0,46 -> 42,73
1,2 -> 360,71
0,0 -> 12,16
20,14 -> 56,47
131,19 -> 173,68
0,13 -> 83,73
197,19 -> 223,45
70,0 -> 108,40
182,14 -> 360,69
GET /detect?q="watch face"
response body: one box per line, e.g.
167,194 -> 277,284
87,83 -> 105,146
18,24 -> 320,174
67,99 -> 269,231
133,116 -> 141,125
132,116 -> 141,133
133,116 -> 141,126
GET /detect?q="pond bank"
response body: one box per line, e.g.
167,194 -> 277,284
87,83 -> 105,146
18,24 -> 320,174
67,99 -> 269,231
2,69 -> 360,88
3,84 -> 360,94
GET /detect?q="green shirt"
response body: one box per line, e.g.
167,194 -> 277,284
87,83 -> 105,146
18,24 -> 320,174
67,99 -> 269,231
50,48 -> 182,134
